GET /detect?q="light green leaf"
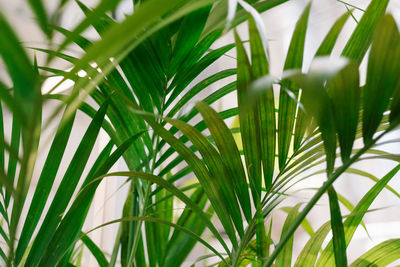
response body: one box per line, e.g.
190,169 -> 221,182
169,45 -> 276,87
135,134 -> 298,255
350,239 -> 400,267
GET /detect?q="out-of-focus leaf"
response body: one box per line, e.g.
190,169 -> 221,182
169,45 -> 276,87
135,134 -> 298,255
346,168 -> 400,199
202,0 -> 288,37
0,13 -> 40,117
55,0 -> 122,57
280,207 -> 314,236
27,0 -> 51,38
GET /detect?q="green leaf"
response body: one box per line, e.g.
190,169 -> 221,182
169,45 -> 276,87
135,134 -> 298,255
255,206 -> 268,264
169,6 -> 212,75
5,116 -> 20,207
341,0 -> 389,64
25,101 -> 109,266
277,3 -> 311,169
327,61 -> 360,161
248,16 -> 275,189
293,73 -> 336,175
97,171 -> 230,255
316,164 -> 400,267
27,0 -> 51,38
0,12 -> 40,117
80,234 -> 108,267
234,29 -> 262,200
362,14 -> 400,144
166,43 -> 235,108
294,222 -> 331,267
157,107 -> 238,175
163,188 -> 210,267
195,101 -> 252,221
275,203 -> 302,267
327,186 -> 348,267
293,10 -> 351,151
315,11 -> 351,57
350,239 -> 400,267
87,216 -> 228,265
167,69 -> 236,119
140,111 -> 238,248
15,110 -> 76,264
164,116 -> 244,236
38,132 -> 143,266
389,79 -> 400,125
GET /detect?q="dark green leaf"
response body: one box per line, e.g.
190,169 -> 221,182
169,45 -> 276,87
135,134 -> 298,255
248,17 -> 275,189
327,186 -> 348,267
25,101 -> 109,266
278,3 -> 311,169
196,101 -> 252,221
234,30 -> 262,200
81,234 -> 108,267
363,14 -> 400,144
341,0 -> 389,64
327,61 -> 360,161
316,164 -> 400,266
15,110 -> 76,264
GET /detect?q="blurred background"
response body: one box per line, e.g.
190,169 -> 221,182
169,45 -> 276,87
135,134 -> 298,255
0,0 -> 400,265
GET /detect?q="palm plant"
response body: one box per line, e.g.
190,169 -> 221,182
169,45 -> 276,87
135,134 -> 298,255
0,0 -> 400,266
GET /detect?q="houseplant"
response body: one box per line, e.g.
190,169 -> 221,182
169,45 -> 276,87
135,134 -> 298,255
0,0 -> 400,266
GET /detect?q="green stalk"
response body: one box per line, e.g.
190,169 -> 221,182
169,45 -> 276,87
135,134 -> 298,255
231,219 -> 257,266
108,223 -> 123,267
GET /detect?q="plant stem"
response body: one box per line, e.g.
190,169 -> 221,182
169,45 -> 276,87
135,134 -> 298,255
127,91 -> 166,266
263,127 -> 392,267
